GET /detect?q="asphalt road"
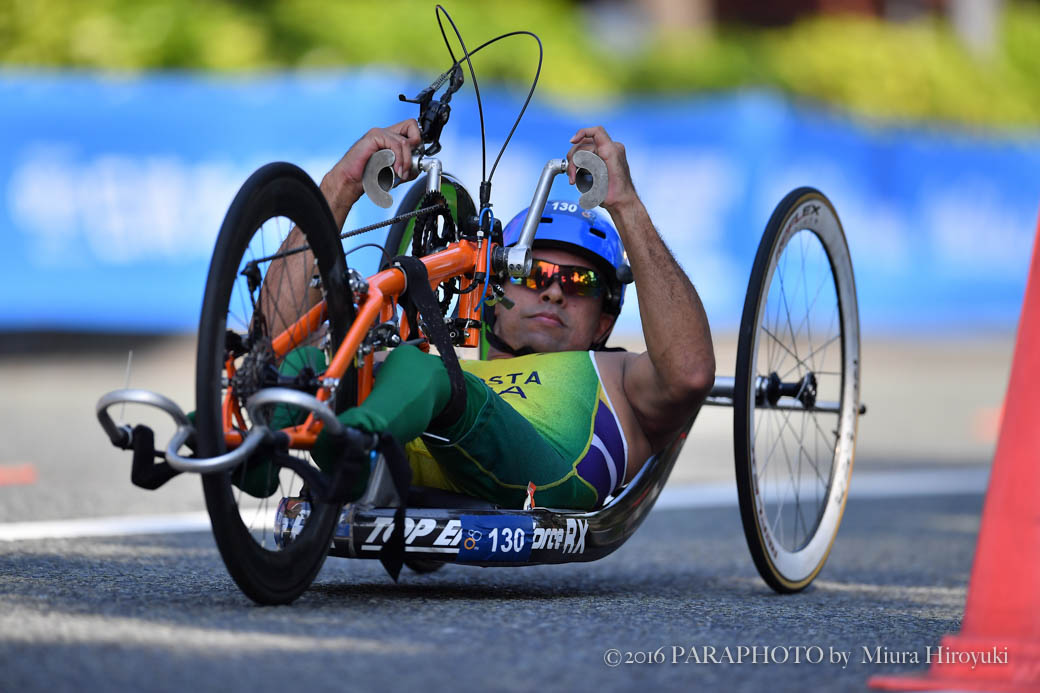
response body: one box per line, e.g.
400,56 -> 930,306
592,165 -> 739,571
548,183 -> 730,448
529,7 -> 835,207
0,493 -> 983,693
0,332 -> 1013,691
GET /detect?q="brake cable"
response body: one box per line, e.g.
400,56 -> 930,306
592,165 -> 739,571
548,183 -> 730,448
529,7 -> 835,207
435,5 -> 543,210
243,13 -> 543,279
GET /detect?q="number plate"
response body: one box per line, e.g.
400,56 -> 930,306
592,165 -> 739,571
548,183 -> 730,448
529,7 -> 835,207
456,515 -> 535,562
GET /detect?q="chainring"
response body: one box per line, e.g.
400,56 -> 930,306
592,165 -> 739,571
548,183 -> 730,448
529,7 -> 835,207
412,191 -> 459,315
411,191 -> 456,257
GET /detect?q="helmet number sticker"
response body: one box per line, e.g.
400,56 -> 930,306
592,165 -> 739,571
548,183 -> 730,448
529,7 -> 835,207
550,201 -> 580,213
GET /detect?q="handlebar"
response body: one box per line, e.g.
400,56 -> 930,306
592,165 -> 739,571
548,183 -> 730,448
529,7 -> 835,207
502,150 -> 608,278
361,147 -> 609,279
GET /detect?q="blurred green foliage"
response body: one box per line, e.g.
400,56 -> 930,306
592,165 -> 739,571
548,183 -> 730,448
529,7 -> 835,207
2,0 -> 1038,129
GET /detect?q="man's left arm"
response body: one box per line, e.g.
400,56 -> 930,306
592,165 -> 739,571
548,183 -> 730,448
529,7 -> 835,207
568,127 -> 716,451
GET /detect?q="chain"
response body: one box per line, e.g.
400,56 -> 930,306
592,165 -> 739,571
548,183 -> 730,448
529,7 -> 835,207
244,202 -> 448,270
340,203 -> 446,240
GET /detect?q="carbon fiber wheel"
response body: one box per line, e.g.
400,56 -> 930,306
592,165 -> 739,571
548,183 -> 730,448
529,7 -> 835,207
734,188 -> 860,593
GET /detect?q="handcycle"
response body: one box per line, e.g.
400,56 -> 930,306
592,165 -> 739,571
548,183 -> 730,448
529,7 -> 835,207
95,9 -> 863,605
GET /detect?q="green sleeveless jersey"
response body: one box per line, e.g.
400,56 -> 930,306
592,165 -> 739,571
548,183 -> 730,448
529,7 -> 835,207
407,351 -> 629,508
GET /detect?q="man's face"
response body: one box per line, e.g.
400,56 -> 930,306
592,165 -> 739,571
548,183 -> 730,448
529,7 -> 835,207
491,247 -> 615,356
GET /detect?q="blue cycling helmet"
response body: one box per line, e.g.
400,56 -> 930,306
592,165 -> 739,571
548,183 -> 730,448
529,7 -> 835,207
502,200 -> 632,317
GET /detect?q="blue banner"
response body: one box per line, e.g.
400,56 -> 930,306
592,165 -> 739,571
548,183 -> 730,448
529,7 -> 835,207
2,70 -> 1038,333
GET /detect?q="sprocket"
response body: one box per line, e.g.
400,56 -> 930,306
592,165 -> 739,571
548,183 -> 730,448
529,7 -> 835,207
230,335 -> 278,403
411,191 -> 456,258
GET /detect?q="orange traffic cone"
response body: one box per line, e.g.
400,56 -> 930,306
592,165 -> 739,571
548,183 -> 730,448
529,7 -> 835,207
869,213 -> 1040,691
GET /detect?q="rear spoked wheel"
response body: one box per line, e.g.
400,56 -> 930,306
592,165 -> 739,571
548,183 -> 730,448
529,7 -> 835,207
196,163 -> 356,605
734,188 -> 860,593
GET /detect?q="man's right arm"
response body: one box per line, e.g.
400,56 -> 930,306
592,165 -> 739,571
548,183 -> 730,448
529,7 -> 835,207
318,119 -> 423,231
259,120 -> 423,335
567,126 -> 716,453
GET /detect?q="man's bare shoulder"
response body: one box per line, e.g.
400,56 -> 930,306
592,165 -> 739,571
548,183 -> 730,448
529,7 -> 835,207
591,349 -> 640,379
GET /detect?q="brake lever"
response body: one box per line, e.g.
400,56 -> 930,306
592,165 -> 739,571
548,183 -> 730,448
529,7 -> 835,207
400,65 -> 464,157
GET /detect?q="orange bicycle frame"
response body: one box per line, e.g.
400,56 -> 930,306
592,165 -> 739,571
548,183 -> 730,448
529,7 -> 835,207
221,238 -> 493,450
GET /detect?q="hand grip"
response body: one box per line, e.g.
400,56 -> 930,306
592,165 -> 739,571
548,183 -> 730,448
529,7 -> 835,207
362,149 -> 398,209
572,150 -> 608,210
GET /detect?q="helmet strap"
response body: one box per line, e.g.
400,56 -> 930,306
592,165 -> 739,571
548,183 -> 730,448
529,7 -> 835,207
483,324 -> 537,357
484,311 -> 616,356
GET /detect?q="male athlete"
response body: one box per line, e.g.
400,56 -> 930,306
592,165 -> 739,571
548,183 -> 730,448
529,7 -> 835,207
292,119 -> 715,510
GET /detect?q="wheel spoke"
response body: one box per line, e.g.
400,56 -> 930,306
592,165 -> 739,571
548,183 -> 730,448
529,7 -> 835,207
795,402 -> 811,546
779,332 -> 840,382
800,232 -> 814,374
761,325 -> 811,374
776,257 -> 805,372
784,232 -> 831,369
769,411 -> 798,541
756,409 -> 786,479
776,408 -> 829,489
809,410 -> 839,453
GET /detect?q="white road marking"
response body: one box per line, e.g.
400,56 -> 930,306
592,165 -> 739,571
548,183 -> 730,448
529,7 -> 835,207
1,610 -> 431,654
0,512 -> 211,542
0,468 -> 990,542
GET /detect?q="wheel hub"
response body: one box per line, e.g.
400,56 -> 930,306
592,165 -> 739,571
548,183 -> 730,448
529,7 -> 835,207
761,371 -> 818,409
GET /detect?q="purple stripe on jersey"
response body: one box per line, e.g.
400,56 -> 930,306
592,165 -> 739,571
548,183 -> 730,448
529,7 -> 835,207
576,445 -> 612,503
594,403 -> 626,486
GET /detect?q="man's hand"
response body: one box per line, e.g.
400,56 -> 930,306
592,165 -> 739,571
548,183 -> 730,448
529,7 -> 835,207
567,125 -> 715,455
566,126 -> 638,213
320,119 -> 423,228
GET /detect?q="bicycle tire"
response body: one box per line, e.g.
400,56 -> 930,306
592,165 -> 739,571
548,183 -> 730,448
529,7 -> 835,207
733,187 -> 860,593
196,162 -> 356,605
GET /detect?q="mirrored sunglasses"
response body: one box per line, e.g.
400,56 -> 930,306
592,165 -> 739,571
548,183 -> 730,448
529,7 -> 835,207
509,258 -> 605,298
